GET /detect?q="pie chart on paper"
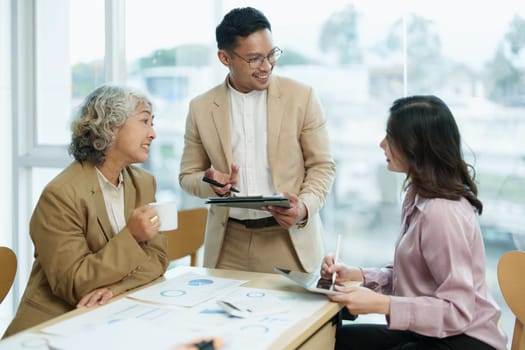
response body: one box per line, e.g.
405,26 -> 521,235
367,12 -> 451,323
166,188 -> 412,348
187,278 -> 214,286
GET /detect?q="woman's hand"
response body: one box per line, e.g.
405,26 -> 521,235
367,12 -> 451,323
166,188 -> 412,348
328,285 -> 390,315
127,204 -> 160,242
320,255 -> 364,284
77,287 -> 113,308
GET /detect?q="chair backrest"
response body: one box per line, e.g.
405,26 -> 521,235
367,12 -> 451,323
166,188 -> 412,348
162,207 -> 207,266
498,250 -> 525,350
0,246 -> 17,304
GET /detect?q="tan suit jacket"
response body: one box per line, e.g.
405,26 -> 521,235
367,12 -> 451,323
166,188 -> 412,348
3,161 -> 168,338
179,75 -> 335,272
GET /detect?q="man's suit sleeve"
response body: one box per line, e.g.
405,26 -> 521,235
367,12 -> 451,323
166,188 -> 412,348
179,99 -> 219,198
297,87 -> 336,216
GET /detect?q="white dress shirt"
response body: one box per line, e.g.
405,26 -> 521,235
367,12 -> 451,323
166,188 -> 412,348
228,82 -> 275,220
96,168 -> 126,234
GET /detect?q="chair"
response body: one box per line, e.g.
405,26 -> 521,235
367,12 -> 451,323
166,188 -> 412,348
0,246 -> 17,304
497,250 -> 525,350
162,208 -> 207,266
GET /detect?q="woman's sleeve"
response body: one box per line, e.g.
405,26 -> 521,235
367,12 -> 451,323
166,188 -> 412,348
361,265 -> 394,295
387,203 -> 479,337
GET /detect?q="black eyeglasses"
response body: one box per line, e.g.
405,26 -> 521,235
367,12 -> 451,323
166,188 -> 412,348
229,47 -> 283,69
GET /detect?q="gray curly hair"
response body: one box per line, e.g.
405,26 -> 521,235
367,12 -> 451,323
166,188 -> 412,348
69,84 -> 152,165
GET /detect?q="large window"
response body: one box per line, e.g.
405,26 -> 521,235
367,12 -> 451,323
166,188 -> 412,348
37,0 -> 105,145
0,0 -> 13,333
5,0 -> 524,343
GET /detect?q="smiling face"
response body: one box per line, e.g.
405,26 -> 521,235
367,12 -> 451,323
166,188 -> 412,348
106,102 -> 156,168
380,136 -> 408,174
218,29 -> 275,93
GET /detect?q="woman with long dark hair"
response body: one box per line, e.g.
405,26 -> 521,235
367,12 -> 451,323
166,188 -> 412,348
322,95 -> 507,350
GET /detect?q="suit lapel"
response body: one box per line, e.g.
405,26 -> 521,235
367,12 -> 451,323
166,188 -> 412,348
211,78 -> 233,170
267,76 -> 283,169
84,163 -> 113,241
210,76 -> 283,172
122,167 -> 137,220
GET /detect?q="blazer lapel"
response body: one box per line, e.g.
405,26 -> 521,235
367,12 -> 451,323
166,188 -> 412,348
267,76 -> 284,170
211,78 -> 233,170
123,168 -> 137,219
84,163 -> 113,241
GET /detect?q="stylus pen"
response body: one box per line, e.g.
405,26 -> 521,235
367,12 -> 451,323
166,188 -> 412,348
331,233 -> 342,290
202,176 -> 240,193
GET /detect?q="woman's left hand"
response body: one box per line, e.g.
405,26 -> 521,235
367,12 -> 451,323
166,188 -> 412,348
77,287 -> 113,308
328,285 -> 390,315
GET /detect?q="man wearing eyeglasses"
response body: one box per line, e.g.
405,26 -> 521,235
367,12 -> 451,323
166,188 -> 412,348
179,7 -> 335,274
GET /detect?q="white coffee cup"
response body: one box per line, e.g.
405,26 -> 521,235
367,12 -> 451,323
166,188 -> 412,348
149,201 -> 178,231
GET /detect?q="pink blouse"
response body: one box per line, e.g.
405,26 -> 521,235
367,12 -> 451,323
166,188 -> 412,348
362,189 -> 508,350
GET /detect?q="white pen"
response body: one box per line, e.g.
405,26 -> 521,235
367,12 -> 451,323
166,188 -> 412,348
330,233 -> 342,290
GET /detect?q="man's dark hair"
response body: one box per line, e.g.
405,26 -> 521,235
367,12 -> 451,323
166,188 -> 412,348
216,7 -> 271,50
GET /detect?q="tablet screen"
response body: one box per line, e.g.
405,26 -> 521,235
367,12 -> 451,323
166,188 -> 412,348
274,268 -> 343,295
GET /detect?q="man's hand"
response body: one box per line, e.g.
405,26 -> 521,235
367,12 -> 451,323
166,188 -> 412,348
204,164 -> 239,196
265,192 -> 307,229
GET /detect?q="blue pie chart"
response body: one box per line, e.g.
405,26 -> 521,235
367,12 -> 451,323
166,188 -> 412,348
188,278 -> 213,286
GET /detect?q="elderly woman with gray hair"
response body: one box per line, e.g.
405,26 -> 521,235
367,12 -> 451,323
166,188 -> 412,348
3,85 -> 169,338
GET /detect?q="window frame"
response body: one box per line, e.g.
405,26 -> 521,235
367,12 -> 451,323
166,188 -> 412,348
9,0 -> 127,309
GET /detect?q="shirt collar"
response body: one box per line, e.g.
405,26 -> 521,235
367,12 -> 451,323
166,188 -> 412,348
414,193 -> 429,211
403,187 -> 429,217
95,167 -> 124,189
227,78 -> 266,98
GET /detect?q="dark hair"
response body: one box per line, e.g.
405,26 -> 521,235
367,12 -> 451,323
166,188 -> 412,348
69,85 -> 152,165
386,95 -> 483,214
216,7 -> 271,50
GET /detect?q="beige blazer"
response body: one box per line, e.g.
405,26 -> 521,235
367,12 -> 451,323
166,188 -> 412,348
3,161 -> 168,338
179,75 -> 335,272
